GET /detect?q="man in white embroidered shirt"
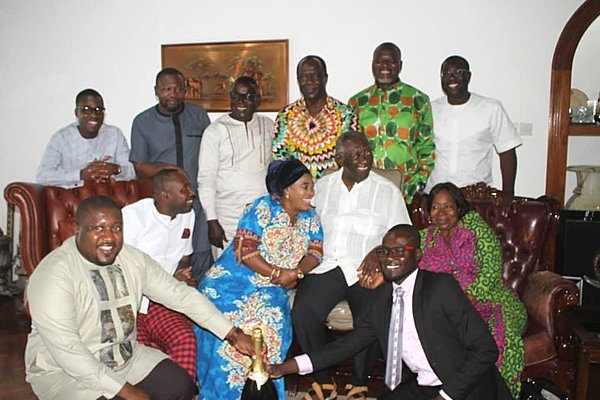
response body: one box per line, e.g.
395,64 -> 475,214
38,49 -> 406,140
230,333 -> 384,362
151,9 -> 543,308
291,130 -> 411,399
272,225 -> 511,400
121,168 -> 198,381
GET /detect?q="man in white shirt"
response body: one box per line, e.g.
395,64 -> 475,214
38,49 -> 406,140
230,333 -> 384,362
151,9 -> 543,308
25,195 -> 253,400
121,168 -> 199,380
272,225 -> 511,400
197,77 -> 273,258
291,130 -> 411,399
426,55 -> 522,199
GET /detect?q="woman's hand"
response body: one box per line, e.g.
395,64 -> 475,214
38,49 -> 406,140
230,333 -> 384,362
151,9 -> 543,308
357,247 -> 385,289
268,359 -> 299,378
271,268 -> 298,289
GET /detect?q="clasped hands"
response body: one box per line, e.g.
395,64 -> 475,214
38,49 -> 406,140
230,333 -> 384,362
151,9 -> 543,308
80,160 -> 120,184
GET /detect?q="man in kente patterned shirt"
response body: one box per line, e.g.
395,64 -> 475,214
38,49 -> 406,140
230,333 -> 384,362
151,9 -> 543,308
273,55 -> 358,179
349,42 -> 435,203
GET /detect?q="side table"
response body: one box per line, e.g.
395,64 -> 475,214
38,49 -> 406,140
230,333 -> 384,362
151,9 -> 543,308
569,307 -> 600,399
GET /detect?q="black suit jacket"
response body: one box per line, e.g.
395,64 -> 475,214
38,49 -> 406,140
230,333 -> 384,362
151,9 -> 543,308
307,270 -> 511,400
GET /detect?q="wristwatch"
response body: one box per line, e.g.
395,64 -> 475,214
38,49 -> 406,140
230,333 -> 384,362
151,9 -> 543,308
296,269 -> 304,280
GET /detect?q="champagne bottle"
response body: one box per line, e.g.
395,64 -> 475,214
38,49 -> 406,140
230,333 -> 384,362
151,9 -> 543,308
240,327 -> 278,400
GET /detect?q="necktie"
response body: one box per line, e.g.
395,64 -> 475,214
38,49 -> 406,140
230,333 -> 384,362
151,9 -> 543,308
385,286 -> 404,391
172,114 -> 184,168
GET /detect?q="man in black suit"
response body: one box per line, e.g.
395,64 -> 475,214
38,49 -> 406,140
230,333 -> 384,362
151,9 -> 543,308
270,224 -> 511,400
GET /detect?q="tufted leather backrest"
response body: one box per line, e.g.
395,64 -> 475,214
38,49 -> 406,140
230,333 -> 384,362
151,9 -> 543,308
44,179 -> 154,252
408,183 -> 561,295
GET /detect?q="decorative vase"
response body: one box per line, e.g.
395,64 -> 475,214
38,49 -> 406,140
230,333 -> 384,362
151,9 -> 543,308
565,165 -> 600,211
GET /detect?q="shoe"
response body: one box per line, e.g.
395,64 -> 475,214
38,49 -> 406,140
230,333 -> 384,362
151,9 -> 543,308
303,381 -> 337,400
344,384 -> 369,399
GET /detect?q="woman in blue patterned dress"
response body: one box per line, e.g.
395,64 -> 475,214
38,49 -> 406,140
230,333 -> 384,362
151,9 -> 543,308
194,159 -> 323,400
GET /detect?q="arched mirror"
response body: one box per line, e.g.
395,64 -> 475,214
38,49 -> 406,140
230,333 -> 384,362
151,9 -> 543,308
546,0 -> 600,204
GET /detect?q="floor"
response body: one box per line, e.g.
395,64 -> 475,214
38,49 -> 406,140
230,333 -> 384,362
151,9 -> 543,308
0,294 -> 36,400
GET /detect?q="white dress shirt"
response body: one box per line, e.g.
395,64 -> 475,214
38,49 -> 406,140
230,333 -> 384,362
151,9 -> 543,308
311,169 -> 411,286
426,93 -> 522,191
121,198 -> 194,313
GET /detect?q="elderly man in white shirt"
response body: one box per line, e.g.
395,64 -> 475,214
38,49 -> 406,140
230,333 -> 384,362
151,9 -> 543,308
197,76 -> 273,258
291,130 -> 412,399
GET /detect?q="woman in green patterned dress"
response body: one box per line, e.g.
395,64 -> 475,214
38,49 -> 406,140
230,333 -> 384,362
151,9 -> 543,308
419,182 -> 526,398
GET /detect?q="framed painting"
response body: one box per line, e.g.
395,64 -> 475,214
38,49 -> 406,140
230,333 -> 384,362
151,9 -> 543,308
161,39 -> 289,112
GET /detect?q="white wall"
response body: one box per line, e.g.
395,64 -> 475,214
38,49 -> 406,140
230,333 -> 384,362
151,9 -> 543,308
0,0 -> 595,233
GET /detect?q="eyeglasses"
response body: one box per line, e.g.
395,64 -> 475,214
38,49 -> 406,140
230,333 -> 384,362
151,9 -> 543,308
347,150 -> 373,162
230,91 -> 258,101
440,69 -> 469,78
375,245 -> 415,258
78,105 -> 106,115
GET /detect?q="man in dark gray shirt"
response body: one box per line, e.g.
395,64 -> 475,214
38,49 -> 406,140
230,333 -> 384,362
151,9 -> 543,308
130,68 -> 212,278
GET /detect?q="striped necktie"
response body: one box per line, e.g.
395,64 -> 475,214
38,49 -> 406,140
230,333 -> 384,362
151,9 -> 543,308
385,286 -> 404,390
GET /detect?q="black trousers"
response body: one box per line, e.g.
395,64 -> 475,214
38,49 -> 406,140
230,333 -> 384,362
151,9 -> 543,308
98,359 -> 196,400
292,266 -> 382,386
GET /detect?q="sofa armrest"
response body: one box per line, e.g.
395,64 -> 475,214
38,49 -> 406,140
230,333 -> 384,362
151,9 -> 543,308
4,182 -> 47,277
520,270 -> 579,345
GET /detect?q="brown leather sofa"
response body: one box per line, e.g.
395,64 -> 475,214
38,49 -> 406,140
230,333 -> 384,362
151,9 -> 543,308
4,180 -> 580,396
321,183 -> 579,397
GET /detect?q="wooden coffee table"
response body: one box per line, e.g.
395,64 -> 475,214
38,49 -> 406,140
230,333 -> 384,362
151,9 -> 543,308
569,307 -> 600,400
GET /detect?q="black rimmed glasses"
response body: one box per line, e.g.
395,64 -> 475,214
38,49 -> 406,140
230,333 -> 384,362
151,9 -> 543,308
230,91 -> 258,101
440,69 -> 469,79
375,245 -> 415,258
78,105 -> 106,115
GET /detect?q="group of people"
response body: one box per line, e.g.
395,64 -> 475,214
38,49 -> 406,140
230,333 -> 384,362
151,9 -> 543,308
27,40 -> 527,400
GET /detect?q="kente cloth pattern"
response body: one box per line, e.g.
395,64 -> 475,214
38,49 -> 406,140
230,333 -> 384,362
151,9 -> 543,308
272,96 -> 358,179
419,211 -> 526,398
349,81 -> 435,203
194,195 -> 323,400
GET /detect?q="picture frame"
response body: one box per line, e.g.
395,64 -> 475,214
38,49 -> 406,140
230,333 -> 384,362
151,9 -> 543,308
161,39 -> 289,112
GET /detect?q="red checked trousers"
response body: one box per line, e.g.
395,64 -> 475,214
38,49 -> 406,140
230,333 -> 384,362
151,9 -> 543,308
136,302 -> 197,380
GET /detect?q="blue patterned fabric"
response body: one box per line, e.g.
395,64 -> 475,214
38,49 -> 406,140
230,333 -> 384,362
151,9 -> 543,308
194,195 -> 323,400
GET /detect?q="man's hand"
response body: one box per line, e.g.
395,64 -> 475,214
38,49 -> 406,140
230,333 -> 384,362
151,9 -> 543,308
80,160 -> 121,183
357,247 -> 385,290
207,220 -> 228,249
174,266 -> 197,287
270,268 -> 298,289
268,360 -> 299,378
226,328 -> 255,357
117,382 -> 151,400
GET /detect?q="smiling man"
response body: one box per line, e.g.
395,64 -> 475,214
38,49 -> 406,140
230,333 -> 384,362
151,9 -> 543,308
291,130 -> 411,399
25,195 -> 255,400
272,55 -> 358,179
197,77 -> 273,258
121,168 -> 199,381
425,55 -> 522,200
349,43 -> 435,204
273,224 -> 511,400
36,89 -> 135,188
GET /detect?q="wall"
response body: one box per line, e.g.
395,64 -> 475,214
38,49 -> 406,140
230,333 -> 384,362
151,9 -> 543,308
0,0 -> 593,233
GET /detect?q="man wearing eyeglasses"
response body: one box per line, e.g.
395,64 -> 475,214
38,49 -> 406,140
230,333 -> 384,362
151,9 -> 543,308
425,56 -> 522,201
349,43 -> 435,204
197,76 -> 273,259
36,88 -> 135,188
271,224 -> 511,400
130,67 -> 212,279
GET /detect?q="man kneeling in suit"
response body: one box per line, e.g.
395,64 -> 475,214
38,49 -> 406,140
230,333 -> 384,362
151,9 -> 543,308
270,224 -> 511,400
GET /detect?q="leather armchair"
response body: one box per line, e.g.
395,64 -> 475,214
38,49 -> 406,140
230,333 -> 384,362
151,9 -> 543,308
323,183 -> 579,397
4,179 -> 153,277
